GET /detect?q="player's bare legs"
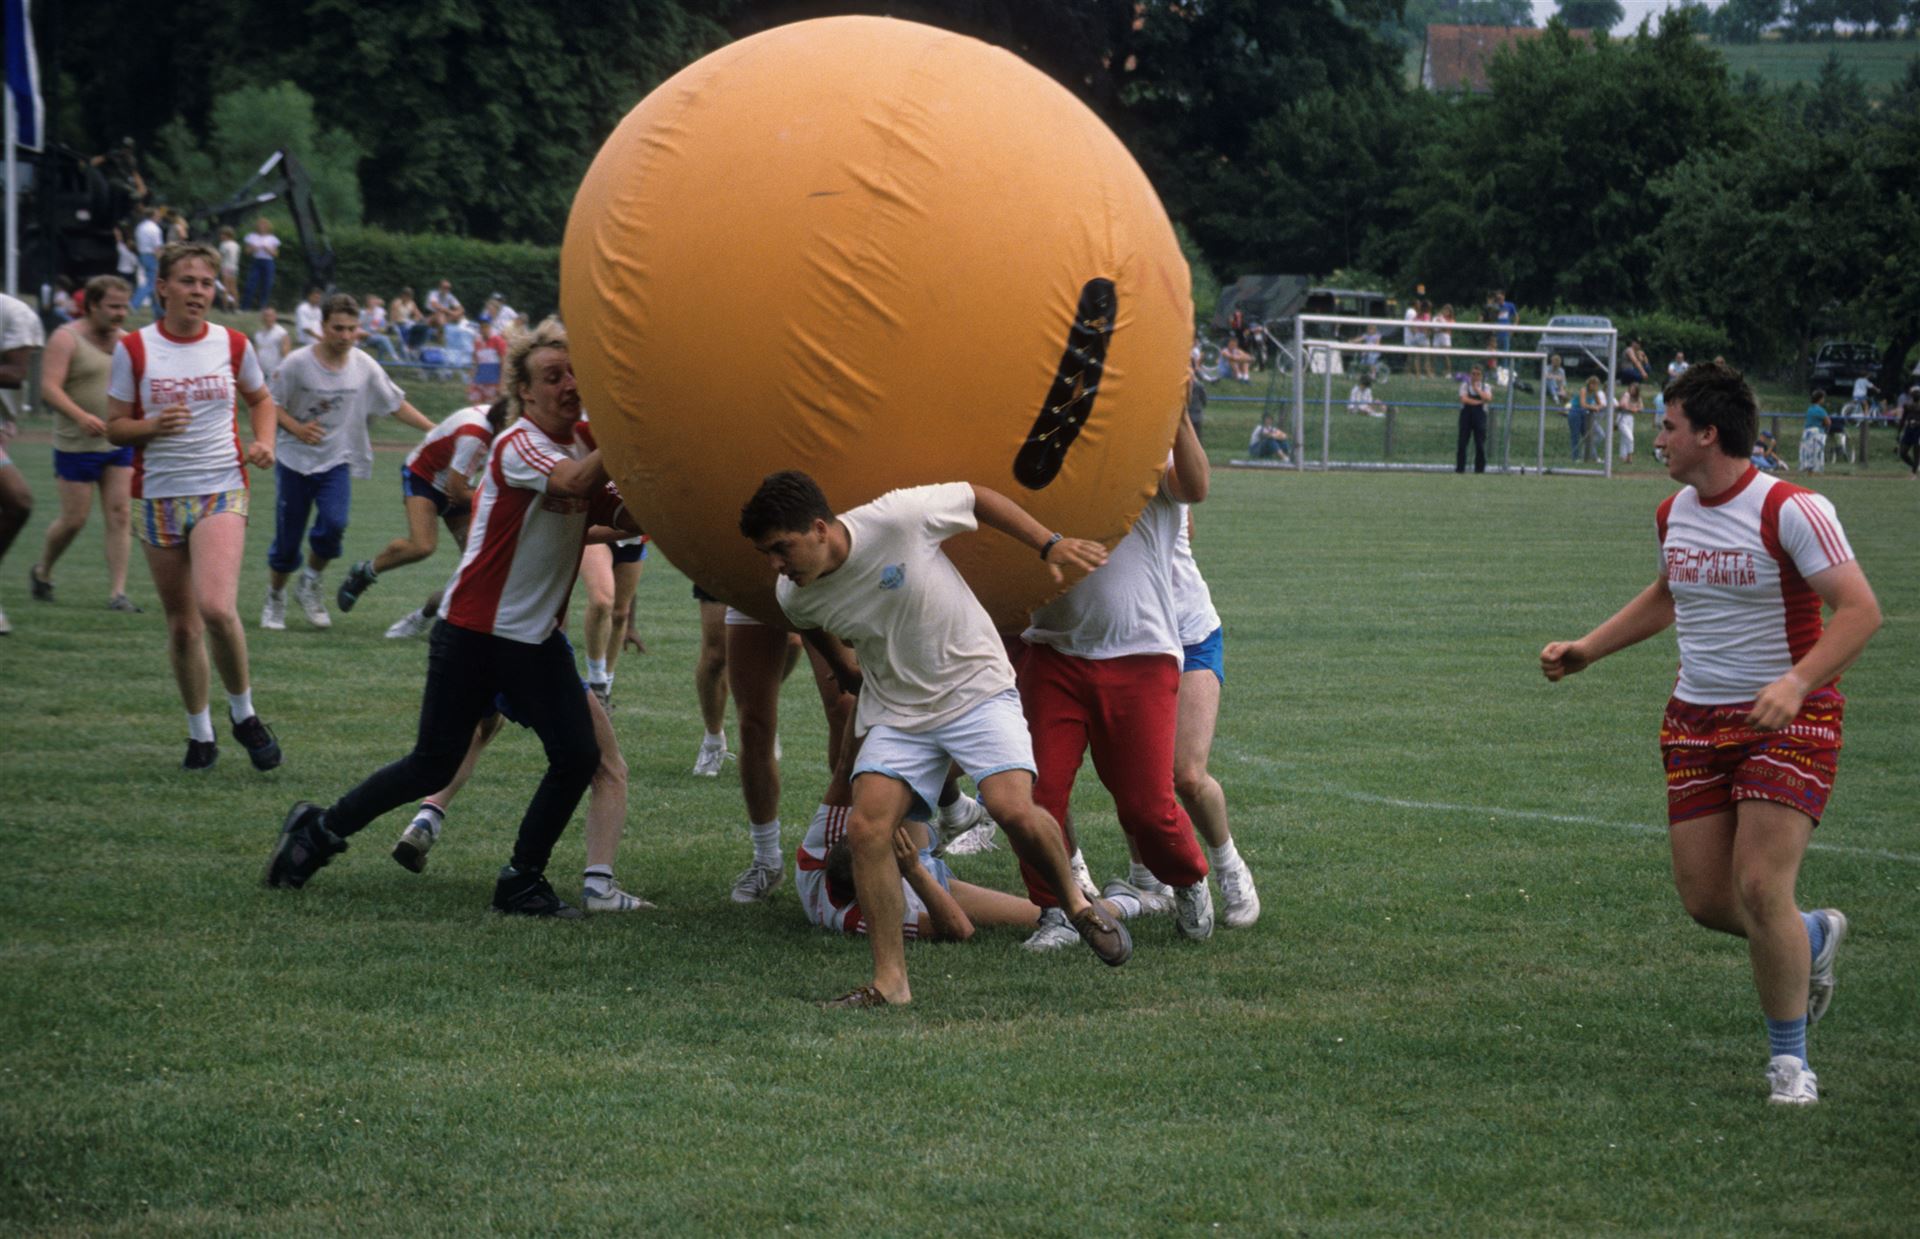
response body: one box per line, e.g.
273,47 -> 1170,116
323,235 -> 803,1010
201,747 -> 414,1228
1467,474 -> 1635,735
976,769 -> 1090,920
372,495 -> 442,573
1731,803 -> 1816,1021
1173,665 -> 1258,925
726,622 -> 800,899
692,599 -> 731,772
189,514 -> 253,698
145,542 -> 212,713
844,773 -> 916,1004
581,690 -> 629,870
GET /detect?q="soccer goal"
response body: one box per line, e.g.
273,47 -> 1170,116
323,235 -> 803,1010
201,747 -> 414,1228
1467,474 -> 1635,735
1234,314 -> 1621,476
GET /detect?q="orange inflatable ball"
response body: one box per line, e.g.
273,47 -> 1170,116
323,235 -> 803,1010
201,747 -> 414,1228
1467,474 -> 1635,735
563,15 -> 1192,628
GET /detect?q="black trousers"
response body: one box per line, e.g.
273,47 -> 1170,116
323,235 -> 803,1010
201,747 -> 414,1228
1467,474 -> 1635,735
327,621 -> 599,874
1456,404 -> 1488,473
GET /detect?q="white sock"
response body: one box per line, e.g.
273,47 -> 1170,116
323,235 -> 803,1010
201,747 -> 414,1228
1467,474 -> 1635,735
300,565 -> 322,585
1105,890 -> 1142,920
1128,860 -> 1156,886
226,690 -> 254,724
583,864 -> 613,894
939,792 -> 978,826
267,585 -> 285,600
750,819 -> 781,869
187,708 -> 215,743
1207,838 -> 1242,872
702,729 -> 726,749
413,801 -> 445,838
586,657 -> 608,683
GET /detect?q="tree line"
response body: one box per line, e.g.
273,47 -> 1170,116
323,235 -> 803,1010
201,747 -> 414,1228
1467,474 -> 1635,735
50,1 -> 1919,386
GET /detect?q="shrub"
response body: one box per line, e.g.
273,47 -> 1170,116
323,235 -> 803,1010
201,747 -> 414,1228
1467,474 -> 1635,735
274,227 -> 561,318
1610,309 -> 1734,369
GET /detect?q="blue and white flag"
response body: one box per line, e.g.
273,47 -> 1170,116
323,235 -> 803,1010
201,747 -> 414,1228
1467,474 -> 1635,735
4,0 -> 43,151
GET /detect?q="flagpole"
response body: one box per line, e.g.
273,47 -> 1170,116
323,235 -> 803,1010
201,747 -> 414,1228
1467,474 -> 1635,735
4,86 -> 16,297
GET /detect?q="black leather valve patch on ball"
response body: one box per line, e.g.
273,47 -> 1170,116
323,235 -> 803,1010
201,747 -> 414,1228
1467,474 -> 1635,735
1014,278 -> 1117,490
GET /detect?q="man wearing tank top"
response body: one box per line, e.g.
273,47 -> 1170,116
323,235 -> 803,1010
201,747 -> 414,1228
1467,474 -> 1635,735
1541,362 -> 1882,1107
30,276 -> 141,613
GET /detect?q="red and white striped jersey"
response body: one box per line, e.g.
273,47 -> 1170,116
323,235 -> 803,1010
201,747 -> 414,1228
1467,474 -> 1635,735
107,322 -> 265,499
794,805 -> 927,938
405,405 -> 495,494
1657,466 -> 1854,705
441,417 -> 592,644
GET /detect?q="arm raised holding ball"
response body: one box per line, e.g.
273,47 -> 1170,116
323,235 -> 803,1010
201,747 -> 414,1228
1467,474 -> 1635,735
967,484 -> 1107,583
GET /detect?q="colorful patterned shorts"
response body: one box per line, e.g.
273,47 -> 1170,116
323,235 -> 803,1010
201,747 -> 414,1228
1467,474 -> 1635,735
137,489 -> 250,549
1660,689 -> 1843,826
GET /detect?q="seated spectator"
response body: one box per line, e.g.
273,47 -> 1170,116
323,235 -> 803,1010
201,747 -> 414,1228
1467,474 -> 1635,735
425,279 -> 461,321
50,278 -> 77,324
294,286 -> 326,348
484,293 -> 519,335
1247,413 -> 1293,461
1544,354 -> 1567,409
1751,430 -> 1786,473
1347,376 -> 1384,418
440,306 -> 478,370
1220,337 -> 1253,382
390,287 -> 427,354
357,295 -> 399,361
1799,390 -> 1829,473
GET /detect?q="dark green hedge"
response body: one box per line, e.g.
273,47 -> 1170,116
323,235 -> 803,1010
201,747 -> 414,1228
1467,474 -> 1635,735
273,227 -> 561,319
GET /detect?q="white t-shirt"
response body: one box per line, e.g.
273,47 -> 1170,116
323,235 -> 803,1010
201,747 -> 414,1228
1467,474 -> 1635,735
1024,482 -> 1183,662
1850,377 -> 1872,403
134,218 -> 163,257
441,418 -> 594,643
270,346 -> 407,479
107,322 -> 265,499
776,482 -> 1015,736
294,302 -> 324,347
244,231 -> 280,261
1657,468 -> 1855,705
1170,503 -> 1220,647
218,238 -> 241,274
252,323 -> 289,379
405,405 -> 495,494
0,292 -> 46,423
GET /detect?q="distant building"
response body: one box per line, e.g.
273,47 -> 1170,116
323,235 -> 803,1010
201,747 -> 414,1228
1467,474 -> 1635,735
1420,24 -> 1593,94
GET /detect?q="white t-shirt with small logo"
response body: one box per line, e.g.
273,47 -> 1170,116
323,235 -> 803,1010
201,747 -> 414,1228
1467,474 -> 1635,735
270,346 -> 407,479
776,482 -> 1015,736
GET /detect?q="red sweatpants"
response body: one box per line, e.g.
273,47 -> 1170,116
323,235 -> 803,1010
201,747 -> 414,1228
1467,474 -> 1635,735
1017,643 -> 1208,905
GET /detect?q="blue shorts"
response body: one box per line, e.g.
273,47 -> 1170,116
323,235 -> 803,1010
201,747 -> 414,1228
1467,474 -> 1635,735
400,463 -> 456,516
54,447 -> 134,483
612,539 -> 648,565
1182,625 -> 1225,684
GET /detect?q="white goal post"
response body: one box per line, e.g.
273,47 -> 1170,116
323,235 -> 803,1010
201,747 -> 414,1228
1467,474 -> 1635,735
1264,313 -> 1622,476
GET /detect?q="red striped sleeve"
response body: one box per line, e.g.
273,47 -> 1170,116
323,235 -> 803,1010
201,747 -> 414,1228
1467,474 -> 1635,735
1759,484 -> 1823,665
509,429 -> 558,475
124,331 -> 148,499
1789,493 -> 1848,566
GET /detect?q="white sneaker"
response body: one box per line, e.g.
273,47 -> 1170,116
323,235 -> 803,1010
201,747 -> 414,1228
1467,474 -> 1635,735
584,880 -> 657,912
1114,877 -> 1175,917
1022,906 -> 1081,952
0,601 -> 10,636
261,588 -> 287,630
385,608 -> 433,639
934,795 -> 997,856
588,680 -> 612,712
1807,908 -> 1848,1025
1766,1055 -> 1819,1105
1134,870 -> 1174,900
1068,851 -> 1099,902
294,574 -> 331,629
1175,880 -> 1215,941
729,862 -> 783,904
1218,854 -> 1262,929
392,812 -> 440,873
692,738 -> 731,777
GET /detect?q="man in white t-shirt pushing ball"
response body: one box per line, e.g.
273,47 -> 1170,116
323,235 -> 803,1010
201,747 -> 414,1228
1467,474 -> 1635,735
739,470 -> 1126,1007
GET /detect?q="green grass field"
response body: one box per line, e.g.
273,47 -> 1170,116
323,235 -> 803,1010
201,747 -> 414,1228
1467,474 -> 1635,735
1717,38 -> 1920,95
2,410 -> 1916,1232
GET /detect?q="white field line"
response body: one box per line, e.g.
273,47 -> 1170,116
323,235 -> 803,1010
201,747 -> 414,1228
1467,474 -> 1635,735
1221,748 -> 1920,866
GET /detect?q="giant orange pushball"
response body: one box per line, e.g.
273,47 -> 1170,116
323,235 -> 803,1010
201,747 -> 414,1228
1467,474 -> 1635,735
563,16 -> 1193,628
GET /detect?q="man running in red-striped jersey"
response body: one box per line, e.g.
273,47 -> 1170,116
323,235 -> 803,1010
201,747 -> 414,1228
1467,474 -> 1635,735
1541,361 -> 1881,1107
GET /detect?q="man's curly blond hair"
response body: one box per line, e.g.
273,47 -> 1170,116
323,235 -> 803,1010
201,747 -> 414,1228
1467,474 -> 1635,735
503,316 -> 568,421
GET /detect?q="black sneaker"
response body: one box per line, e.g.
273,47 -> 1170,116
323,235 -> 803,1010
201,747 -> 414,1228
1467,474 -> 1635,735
335,560 -> 377,613
491,866 -> 584,919
264,800 -> 347,889
183,738 -> 218,770
232,714 -> 283,771
28,564 -> 52,602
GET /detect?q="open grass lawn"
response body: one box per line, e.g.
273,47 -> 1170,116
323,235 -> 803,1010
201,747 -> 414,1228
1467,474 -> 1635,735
1717,38 -> 1920,95
2,426 -> 1915,1232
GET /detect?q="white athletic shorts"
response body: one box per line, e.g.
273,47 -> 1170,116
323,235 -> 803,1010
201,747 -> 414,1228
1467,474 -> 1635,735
853,687 -> 1035,820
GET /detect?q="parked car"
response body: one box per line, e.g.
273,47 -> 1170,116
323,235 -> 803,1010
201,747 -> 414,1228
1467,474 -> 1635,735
1809,341 -> 1880,390
1537,314 -> 1615,377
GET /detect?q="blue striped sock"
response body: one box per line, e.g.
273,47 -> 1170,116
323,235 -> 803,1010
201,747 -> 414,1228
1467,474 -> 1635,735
1803,910 -> 1827,959
1767,1016 -> 1808,1066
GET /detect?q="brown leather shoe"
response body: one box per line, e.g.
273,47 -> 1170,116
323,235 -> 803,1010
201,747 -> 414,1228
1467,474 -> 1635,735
1070,902 -> 1133,967
821,985 -> 890,1009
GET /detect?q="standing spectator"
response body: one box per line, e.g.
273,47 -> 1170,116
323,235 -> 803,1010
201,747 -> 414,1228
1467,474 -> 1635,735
1896,387 -> 1920,479
1455,365 -> 1491,474
1433,304 -> 1456,374
241,217 -> 280,311
216,226 -> 242,311
0,292 -> 46,635
293,287 -> 326,349
1581,377 -> 1608,463
104,242 -> 281,770
1617,382 -> 1644,465
30,276 -> 140,613
130,208 -> 164,315
1799,390 -> 1829,474
115,225 -> 142,299
252,308 -> 291,382
1408,300 -> 1433,379
261,294 -> 433,631
1667,351 -> 1690,383
1492,288 -> 1517,361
